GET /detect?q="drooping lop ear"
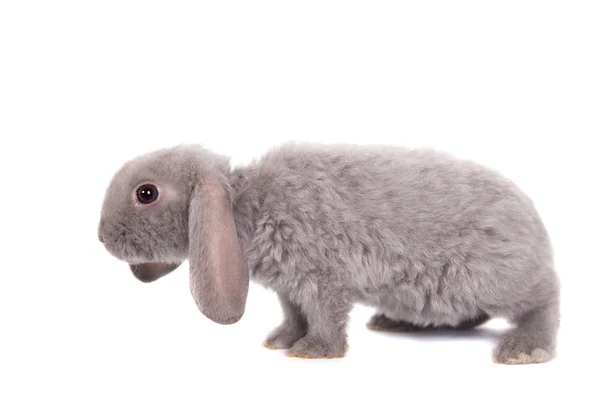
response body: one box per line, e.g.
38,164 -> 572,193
188,175 -> 248,325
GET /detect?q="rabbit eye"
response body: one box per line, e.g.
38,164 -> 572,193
136,184 -> 159,204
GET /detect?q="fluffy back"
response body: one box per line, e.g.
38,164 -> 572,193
231,142 -> 553,322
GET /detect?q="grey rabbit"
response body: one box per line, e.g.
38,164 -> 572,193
98,142 -> 560,364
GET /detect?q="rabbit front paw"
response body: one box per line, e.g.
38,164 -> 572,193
263,323 -> 307,350
285,335 -> 347,359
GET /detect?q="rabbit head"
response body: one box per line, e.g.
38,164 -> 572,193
98,145 -> 248,324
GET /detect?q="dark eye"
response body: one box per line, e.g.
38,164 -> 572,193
136,184 -> 159,204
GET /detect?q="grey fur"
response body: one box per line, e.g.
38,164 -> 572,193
98,142 -> 560,363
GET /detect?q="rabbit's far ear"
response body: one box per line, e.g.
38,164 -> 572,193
188,176 -> 248,325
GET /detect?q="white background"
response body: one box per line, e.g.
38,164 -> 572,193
1,1 -> 598,399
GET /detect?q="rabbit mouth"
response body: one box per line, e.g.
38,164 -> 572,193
130,262 -> 180,283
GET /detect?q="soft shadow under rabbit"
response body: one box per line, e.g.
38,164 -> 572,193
98,142 -> 560,364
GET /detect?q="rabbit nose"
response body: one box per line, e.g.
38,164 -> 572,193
98,219 -> 106,243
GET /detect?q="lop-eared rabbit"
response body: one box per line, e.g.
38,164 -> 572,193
98,142 -> 559,364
